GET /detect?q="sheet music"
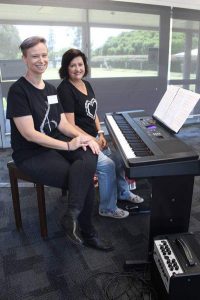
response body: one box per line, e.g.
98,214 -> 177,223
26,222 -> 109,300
153,86 -> 200,133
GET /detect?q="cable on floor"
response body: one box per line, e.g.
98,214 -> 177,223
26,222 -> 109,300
82,268 -> 158,300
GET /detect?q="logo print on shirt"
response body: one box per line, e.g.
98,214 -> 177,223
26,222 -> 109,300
40,102 -> 58,134
85,98 -> 97,120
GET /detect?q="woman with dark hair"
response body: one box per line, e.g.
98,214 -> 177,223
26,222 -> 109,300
57,49 -> 144,219
6,37 -> 113,251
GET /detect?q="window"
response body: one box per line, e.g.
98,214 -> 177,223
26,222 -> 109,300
170,19 -> 199,81
169,12 -> 200,116
0,24 -> 83,81
89,10 -> 160,78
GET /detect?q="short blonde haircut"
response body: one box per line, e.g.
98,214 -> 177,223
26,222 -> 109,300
19,36 -> 47,56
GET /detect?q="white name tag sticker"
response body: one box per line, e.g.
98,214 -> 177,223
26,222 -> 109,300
47,95 -> 58,104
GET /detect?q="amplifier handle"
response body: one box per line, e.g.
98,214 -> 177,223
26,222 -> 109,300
175,238 -> 195,266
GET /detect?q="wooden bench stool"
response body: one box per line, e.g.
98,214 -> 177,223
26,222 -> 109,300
7,161 -> 47,238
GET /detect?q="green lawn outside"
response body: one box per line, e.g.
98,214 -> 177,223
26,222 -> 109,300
43,66 -> 194,79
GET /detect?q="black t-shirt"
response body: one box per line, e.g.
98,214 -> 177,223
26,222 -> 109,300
57,79 -> 98,137
6,77 -> 63,163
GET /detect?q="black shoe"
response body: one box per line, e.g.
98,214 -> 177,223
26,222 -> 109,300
61,214 -> 83,246
82,233 -> 114,252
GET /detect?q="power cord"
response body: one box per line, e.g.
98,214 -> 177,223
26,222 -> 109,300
82,268 -> 158,300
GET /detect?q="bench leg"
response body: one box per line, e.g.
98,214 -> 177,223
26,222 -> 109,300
36,184 -> 48,238
8,169 -> 23,230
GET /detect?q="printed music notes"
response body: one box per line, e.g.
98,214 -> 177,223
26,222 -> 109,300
153,85 -> 200,133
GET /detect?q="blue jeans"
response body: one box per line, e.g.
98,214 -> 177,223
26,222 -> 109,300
96,147 -> 131,212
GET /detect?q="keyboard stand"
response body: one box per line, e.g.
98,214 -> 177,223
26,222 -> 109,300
123,173 -> 195,270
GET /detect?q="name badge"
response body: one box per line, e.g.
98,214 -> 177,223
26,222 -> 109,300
47,95 -> 58,104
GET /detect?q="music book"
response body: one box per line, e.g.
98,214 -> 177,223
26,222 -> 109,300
153,85 -> 200,133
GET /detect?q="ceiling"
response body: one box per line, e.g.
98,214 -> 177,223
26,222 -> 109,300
111,0 -> 200,10
0,0 -> 199,24
0,0 -> 200,11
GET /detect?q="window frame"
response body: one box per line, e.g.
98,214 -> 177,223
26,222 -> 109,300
169,8 -> 200,94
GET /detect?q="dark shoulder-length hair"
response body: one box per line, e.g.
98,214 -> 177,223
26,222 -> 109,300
19,36 -> 46,56
59,48 -> 88,79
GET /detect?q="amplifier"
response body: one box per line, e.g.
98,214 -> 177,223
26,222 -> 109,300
151,232 -> 200,300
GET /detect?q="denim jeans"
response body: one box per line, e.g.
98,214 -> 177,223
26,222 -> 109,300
96,147 -> 131,212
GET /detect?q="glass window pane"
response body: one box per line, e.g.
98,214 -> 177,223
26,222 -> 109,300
89,9 -> 160,78
0,24 -> 82,81
169,19 -> 200,81
90,27 -> 159,78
